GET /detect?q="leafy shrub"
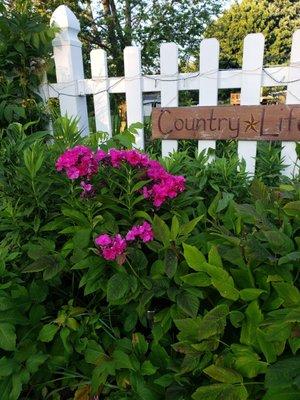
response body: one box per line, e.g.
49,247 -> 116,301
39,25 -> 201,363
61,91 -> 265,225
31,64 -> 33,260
0,119 -> 299,400
0,2 -> 56,130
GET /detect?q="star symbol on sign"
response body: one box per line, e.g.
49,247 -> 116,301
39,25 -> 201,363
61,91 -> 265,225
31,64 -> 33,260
244,113 -> 260,133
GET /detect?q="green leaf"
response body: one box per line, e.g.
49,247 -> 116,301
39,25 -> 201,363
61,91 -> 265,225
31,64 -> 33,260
279,251 -> 300,265
107,273 -> 129,304
283,201 -> 300,217
177,292 -> 199,318
153,215 -> 170,247
132,333 -> 148,356
202,263 -> 239,301
263,230 -> 294,255
256,329 -> 278,363
273,282 -> 300,306
197,304 -> 229,341
0,357 -> 14,377
171,215 -> 180,240
204,365 -> 243,383
180,272 -> 211,287
0,323 -> 16,351
230,311 -> 244,328
183,243 -> 206,271
112,349 -> 133,370
85,340 -> 105,364
208,246 -> 223,268
240,301 -> 263,346
192,383 -> 248,400
240,288 -> 266,301
26,353 -> 48,374
141,360 -> 157,375
164,248 -> 178,278
38,323 -> 59,342
179,216 -> 203,236
264,356 -> 300,400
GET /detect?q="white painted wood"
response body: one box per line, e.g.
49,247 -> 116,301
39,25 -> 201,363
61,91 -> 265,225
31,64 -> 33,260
198,38 -> 219,158
160,43 -> 179,156
50,5 -> 89,135
90,49 -> 112,136
238,33 -> 265,175
282,30 -> 300,177
124,46 -> 144,149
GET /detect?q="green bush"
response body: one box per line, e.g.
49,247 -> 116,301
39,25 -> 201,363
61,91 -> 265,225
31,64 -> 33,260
0,119 -> 299,400
0,2 -> 56,130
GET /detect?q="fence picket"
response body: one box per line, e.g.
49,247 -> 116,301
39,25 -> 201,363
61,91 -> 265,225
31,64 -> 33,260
160,43 -> 179,156
50,5 -> 89,135
124,46 -> 144,149
282,29 -> 300,178
90,49 -> 112,136
198,38 -> 219,159
237,33 -> 265,175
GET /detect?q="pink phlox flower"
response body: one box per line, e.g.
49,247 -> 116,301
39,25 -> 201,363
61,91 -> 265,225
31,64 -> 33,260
56,145 -> 99,180
80,181 -> 94,195
95,149 -> 107,162
108,149 -> 124,167
126,221 -> 154,243
95,233 -> 127,261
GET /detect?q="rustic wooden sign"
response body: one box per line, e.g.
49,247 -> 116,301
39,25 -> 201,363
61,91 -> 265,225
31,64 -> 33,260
152,104 -> 300,141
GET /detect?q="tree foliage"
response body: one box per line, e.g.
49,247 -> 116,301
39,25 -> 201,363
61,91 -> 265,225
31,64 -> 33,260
205,0 -> 300,68
23,0 -> 226,74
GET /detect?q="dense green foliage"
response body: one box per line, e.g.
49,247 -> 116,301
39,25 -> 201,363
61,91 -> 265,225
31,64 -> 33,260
0,2 -> 56,130
205,0 -> 300,68
0,119 -> 299,399
12,0 -> 226,74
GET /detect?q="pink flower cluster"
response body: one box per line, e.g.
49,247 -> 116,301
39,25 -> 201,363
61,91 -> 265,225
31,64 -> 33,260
125,221 -> 154,242
56,146 -> 185,206
56,145 -> 102,180
143,160 -> 186,207
95,233 -> 127,261
95,221 -> 154,261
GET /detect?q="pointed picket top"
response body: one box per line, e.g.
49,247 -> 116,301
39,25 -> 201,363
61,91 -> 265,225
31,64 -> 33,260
51,5 -> 81,47
50,5 -> 80,31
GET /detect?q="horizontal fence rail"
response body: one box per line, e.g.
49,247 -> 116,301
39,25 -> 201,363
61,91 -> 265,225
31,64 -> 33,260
42,5 -> 300,178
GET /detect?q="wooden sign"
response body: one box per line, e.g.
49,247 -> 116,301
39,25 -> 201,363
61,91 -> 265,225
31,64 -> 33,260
152,104 -> 300,141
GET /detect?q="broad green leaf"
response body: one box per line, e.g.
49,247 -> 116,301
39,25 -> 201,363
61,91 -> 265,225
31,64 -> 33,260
164,248 -> 178,278
0,357 -> 14,377
26,353 -> 48,373
179,216 -> 203,236
257,329 -> 278,363
85,340 -> 105,364
208,246 -> 223,268
240,301 -> 263,346
0,323 -> 16,351
263,230 -> 294,255
192,383 -> 248,400
183,243 -> 206,271
202,263 -> 239,301
197,304 -> 229,341
38,323 -> 59,342
141,360 -> 157,375
112,349 -> 133,370
230,311 -> 244,328
283,201 -> 300,217
177,292 -> 199,318
279,251 -> 300,266
204,365 -> 243,384
273,282 -> 300,306
180,272 -> 211,287
132,333 -> 148,356
107,273 -> 129,304
240,288 -> 265,301
153,215 -> 170,247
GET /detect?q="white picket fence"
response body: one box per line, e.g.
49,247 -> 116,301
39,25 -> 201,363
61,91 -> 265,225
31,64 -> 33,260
41,5 -> 300,177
